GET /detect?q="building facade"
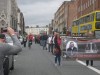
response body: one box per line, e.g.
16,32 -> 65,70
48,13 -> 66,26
54,1 -> 68,33
17,9 -> 25,35
65,1 -> 77,32
53,0 -> 77,34
49,19 -> 55,34
25,26 -> 49,35
77,0 -> 100,18
0,0 -> 18,32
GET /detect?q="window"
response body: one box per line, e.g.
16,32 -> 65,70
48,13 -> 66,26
83,4 -> 84,10
88,1 -> 90,7
96,12 -> 100,21
82,5 -> 84,10
86,3 -> 87,8
84,4 -> 86,10
78,6 -> 80,12
92,0 -> 94,4
80,17 -> 84,24
83,14 -> 94,23
81,24 -> 92,31
76,20 -> 79,25
81,5 -> 82,11
73,21 -> 76,26
95,31 -> 100,38
96,22 -> 100,29
87,24 -> 92,30
79,19 -> 81,24
89,0 -> 91,5
90,13 -> 94,21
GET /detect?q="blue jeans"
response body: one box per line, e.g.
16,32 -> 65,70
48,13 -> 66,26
51,44 -> 55,54
48,44 -> 51,52
43,40 -> 47,50
55,54 -> 61,65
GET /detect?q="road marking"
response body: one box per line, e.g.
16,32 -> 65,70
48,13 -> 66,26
77,60 -> 100,74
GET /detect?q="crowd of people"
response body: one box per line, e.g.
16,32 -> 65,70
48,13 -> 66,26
33,32 -> 62,66
18,33 -> 34,49
0,27 -> 96,75
31,32 -> 94,66
20,31 -> 95,67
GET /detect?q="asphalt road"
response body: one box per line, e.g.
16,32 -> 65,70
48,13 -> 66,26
9,42 -> 100,75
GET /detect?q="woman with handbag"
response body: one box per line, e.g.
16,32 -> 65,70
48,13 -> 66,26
54,33 -> 62,66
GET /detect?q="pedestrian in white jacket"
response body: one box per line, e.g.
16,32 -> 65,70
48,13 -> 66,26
47,36 -> 52,52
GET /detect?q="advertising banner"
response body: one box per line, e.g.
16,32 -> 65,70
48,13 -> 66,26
61,37 -> 100,60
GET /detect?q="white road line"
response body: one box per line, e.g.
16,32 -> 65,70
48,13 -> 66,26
77,60 -> 100,74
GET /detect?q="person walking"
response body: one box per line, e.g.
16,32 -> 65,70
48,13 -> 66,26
35,35 -> 38,44
54,33 -> 62,66
40,35 -> 43,46
51,32 -> 57,54
28,33 -> 33,49
47,35 -> 52,52
23,36 -> 27,47
0,27 -> 22,75
42,33 -> 48,50
86,60 -> 93,66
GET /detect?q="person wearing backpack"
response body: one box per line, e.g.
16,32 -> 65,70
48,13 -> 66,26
23,36 -> 27,47
42,33 -> 48,50
28,33 -> 33,48
54,33 -> 62,66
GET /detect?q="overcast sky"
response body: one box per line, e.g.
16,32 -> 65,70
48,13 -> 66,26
17,0 -> 70,27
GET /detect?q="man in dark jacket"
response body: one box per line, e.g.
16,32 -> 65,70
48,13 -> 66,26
0,27 -> 22,75
67,42 -> 78,55
42,33 -> 48,50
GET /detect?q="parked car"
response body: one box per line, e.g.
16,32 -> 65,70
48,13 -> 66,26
3,34 -> 14,75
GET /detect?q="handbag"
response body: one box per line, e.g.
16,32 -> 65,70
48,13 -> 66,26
54,48 -> 59,54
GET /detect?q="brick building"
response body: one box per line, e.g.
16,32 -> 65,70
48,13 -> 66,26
65,0 -> 77,32
77,0 -> 100,18
54,1 -> 68,33
54,1 -> 77,34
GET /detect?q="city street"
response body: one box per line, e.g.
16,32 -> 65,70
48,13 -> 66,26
9,42 -> 100,75
0,0 -> 100,75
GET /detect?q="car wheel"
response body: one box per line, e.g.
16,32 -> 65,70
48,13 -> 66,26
3,58 -> 9,75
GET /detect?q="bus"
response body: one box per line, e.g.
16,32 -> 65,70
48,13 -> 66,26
72,11 -> 100,38
72,19 -> 79,36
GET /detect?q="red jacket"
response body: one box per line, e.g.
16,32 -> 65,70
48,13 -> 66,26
28,35 -> 33,41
